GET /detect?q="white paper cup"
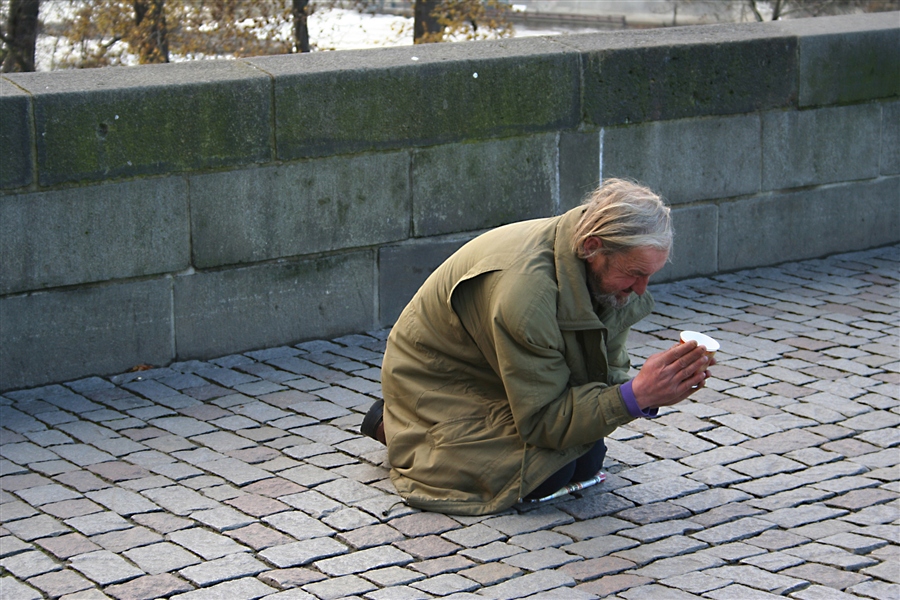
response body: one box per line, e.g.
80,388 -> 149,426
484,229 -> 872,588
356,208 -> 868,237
680,331 -> 720,358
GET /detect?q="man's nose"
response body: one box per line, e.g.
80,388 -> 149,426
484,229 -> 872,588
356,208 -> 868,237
631,276 -> 649,295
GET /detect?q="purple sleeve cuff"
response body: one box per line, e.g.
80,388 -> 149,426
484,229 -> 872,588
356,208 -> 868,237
621,380 -> 659,419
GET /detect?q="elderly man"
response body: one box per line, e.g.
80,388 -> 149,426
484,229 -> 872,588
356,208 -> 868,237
362,178 -> 713,515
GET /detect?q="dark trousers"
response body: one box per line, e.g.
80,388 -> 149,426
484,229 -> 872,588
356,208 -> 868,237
525,439 -> 607,500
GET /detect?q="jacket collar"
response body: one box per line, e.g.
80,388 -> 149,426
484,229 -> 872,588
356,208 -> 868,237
553,207 -> 654,333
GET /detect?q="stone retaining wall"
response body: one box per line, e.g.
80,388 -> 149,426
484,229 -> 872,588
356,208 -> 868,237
1,13 -> 898,390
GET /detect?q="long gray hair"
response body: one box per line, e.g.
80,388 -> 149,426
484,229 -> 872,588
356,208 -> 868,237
573,178 -> 673,260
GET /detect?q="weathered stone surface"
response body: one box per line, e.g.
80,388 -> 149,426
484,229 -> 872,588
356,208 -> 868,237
105,573 -> 194,600
70,550 -> 145,585
0,280 -> 174,391
260,538 -> 348,569
190,154 -> 410,269
655,204 -> 719,283
0,79 -> 33,190
788,12 -> 900,106
123,542 -> 200,575
412,134 -> 558,237
718,178 -> 900,272
602,114 -> 760,206
178,551 -> 267,586
1,178 -> 190,296
574,22 -> 797,126
166,527 -> 248,560
174,251 -> 375,359
761,104 -> 881,191
248,38 -> 579,159
314,546 -> 413,576
5,61 -> 271,186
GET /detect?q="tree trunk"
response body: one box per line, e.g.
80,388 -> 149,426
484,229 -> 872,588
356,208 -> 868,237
1,0 -> 39,72
746,0 -> 766,21
770,0 -> 785,20
414,0 -> 441,43
133,0 -> 169,63
292,0 -> 310,53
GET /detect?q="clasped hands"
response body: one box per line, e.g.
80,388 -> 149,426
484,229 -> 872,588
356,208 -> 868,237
631,340 -> 716,410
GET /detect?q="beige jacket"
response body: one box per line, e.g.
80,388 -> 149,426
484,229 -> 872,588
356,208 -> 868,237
381,207 -> 653,515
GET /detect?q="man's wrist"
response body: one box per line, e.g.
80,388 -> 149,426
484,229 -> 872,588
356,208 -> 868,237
621,380 -> 659,419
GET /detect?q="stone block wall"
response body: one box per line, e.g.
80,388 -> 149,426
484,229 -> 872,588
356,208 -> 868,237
1,13 -> 898,390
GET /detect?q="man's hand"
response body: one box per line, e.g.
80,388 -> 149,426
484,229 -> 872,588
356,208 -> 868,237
631,341 -> 714,410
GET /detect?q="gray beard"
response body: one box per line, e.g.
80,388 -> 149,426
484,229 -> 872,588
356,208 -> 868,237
587,274 -> 633,310
593,291 -> 633,310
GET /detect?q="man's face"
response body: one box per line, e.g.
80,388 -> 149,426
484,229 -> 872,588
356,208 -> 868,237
585,245 -> 669,309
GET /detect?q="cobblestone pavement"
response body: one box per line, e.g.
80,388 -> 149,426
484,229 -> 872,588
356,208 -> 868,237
1,245 -> 898,600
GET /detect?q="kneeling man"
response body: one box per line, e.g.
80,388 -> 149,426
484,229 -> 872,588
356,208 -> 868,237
363,178 -> 713,515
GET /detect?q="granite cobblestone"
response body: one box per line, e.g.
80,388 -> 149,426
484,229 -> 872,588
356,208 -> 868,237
1,247 -> 897,598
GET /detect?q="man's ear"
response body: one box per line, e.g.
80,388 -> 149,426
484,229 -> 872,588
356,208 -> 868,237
583,237 -> 603,256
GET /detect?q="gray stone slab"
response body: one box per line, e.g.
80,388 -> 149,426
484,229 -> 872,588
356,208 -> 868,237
718,177 -> 900,272
692,517 -> 778,545
411,134 -> 557,237
615,476 -> 707,505
703,564 -> 808,594
632,552 -> 724,579
178,552 -> 267,586
1,177 -> 190,295
70,549 -> 144,585
761,104 -> 881,190
559,130 -> 600,212
5,61 -> 271,186
3,514 -> 70,540
195,458 -> 271,486
259,538 -> 349,568
758,504 -> 849,528
618,519 -> 704,543
315,545 -> 413,576
483,507 -> 574,536
85,488 -> 160,515
617,459 -> 693,484
570,22 -> 797,125
554,516 -> 634,541
151,417 -> 215,439
263,511 -> 337,540
655,204 -> 718,283
0,550 -> 61,578
0,79 -> 33,189
378,234 -> 473,324
303,574 -> 377,600
190,154 -> 410,269
478,569 -> 575,600
562,534 -> 639,558
612,535 -> 708,567
123,541 -> 201,574
0,576 -> 42,600
0,442 -> 59,465
672,488 -> 753,514
247,37 -> 579,159
414,573 -> 481,595
167,527 -> 249,560
65,511 -> 131,536
189,506 -> 255,532
883,100 -> 900,176
602,114 -> 761,205
174,251 -> 375,359
50,444 -> 115,467
142,486 -> 220,515
170,576 -> 275,600
784,12 -> 900,106
0,279 -> 174,391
